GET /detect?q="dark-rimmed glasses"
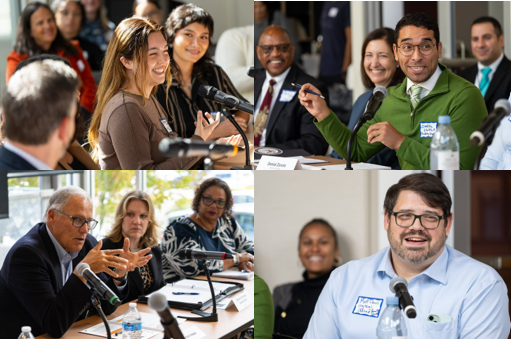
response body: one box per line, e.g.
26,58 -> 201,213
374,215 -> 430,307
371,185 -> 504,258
391,212 -> 446,230
258,43 -> 292,55
54,209 -> 98,230
397,42 -> 436,56
202,196 -> 226,209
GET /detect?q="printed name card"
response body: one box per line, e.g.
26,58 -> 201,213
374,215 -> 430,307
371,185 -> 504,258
352,296 -> 383,318
216,292 -> 253,312
183,325 -> 206,339
256,155 -> 303,170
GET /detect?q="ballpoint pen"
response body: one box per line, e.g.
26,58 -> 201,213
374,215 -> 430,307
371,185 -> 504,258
291,83 -> 326,99
173,292 -> 199,295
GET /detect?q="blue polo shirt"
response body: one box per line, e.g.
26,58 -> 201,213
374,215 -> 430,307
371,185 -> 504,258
303,245 -> 510,339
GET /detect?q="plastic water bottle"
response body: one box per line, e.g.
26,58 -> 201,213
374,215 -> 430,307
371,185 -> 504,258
18,326 -> 35,339
122,303 -> 142,339
430,115 -> 460,170
376,297 -> 408,339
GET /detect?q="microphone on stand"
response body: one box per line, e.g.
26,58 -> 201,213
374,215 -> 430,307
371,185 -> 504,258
198,85 -> 253,114
470,99 -> 511,146
148,293 -> 185,339
178,248 -> 234,261
247,66 -> 254,78
76,263 -> 121,306
390,276 -> 417,319
159,138 -> 239,159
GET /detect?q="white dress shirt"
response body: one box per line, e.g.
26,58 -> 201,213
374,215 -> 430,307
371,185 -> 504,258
406,65 -> 443,101
474,52 -> 504,88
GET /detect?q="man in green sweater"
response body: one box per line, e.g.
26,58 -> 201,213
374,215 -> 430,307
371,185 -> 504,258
299,12 -> 487,170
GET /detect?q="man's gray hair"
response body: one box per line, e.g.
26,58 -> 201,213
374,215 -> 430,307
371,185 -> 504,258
43,186 -> 91,222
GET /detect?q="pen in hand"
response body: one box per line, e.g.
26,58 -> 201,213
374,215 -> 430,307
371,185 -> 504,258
291,83 -> 326,99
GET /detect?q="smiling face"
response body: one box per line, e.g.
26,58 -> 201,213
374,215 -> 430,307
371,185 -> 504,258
172,22 -> 209,66
364,39 -> 398,88
197,186 -> 226,224
55,1 -> 83,40
146,31 -> 170,88
30,7 -> 58,50
257,27 -> 294,77
299,223 -> 339,279
393,25 -> 442,84
121,199 -> 149,242
47,195 -> 93,253
384,190 -> 452,266
471,22 -> 504,66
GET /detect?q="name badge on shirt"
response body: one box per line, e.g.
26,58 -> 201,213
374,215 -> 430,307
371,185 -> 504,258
160,118 -> 173,133
420,121 -> 438,138
352,296 -> 384,318
328,7 -> 339,17
279,90 -> 297,102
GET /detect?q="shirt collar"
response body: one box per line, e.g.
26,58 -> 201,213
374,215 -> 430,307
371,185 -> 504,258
45,224 -> 79,263
406,65 -> 442,95
477,52 -> 504,73
376,245 -> 449,285
265,66 -> 292,85
2,140 -> 52,170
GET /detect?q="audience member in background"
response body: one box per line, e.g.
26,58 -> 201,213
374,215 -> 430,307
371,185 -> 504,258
0,60 -> 78,170
458,16 -> 511,113
88,17 -> 218,170
254,1 -> 299,70
102,191 -> 166,304
319,2 -> 351,86
255,275 -> 274,339
156,4 -> 250,140
329,28 -> 405,169
216,25 -> 255,104
80,0 -> 115,52
133,0 -> 164,25
160,178 -> 254,283
255,25 -> 329,156
273,219 -> 340,339
6,2 -> 97,114
52,0 -> 104,71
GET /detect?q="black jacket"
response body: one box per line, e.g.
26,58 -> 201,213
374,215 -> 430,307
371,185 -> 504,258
0,146 -> 38,170
255,64 -> 330,156
101,237 -> 166,304
0,223 -> 127,339
458,55 -> 511,113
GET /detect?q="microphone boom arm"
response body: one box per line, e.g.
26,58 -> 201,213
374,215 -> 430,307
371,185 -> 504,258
222,108 -> 252,170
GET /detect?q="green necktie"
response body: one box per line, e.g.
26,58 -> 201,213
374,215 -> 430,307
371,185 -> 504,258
410,84 -> 423,110
479,67 -> 491,98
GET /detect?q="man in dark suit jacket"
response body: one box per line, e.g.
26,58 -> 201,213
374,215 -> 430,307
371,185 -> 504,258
255,25 -> 329,156
0,186 -> 152,339
0,146 -> 37,170
458,16 -> 511,113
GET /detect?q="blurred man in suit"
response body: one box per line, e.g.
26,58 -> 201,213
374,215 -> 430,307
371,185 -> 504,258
458,16 -> 511,113
254,25 -> 329,156
0,60 -> 78,169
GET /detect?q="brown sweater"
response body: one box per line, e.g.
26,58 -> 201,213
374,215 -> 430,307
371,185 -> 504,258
98,91 -> 202,169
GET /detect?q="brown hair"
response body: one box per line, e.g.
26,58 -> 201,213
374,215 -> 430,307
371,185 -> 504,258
105,190 -> 160,248
191,178 -> 233,219
88,17 -> 171,162
361,27 -> 405,89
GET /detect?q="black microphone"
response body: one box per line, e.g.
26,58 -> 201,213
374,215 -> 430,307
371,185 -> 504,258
76,263 -> 121,306
198,84 -> 253,114
148,293 -> 185,339
159,137 -> 239,159
178,248 -> 234,261
362,86 -> 387,121
470,99 -> 511,146
390,276 -> 416,318
247,66 -> 254,78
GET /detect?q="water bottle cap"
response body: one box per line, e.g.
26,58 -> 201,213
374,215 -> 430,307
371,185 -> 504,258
22,327 -> 31,332
438,115 -> 450,124
129,302 -> 137,308
386,296 -> 399,305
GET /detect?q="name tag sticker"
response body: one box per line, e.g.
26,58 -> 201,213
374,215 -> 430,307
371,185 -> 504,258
420,121 -> 437,138
279,90 -> 297,102
352,296 -> 384,318
160,118 -> 173,133
328,7 -> 339,17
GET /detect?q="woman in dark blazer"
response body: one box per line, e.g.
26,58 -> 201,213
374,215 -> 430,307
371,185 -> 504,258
102,190 -> 166,303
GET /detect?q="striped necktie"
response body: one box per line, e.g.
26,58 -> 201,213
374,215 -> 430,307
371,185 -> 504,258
254,79 -> 277,146
410,84 -> 423,110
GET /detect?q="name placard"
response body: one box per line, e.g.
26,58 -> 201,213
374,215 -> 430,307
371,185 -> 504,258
216,292 -> 253,312
256,155 -> 303,170
183,325 -> 206,339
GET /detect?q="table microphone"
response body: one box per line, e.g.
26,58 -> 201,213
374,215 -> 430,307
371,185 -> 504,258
159,138 -> 239,159
178,248 -> 234,261
470,99 -> 511,146
76,263 -> 121,306
198,84 -> 253,114
247,66 -> 254,78
362,86 -> 387,121
390,276 -> 416,318
148,293 -> 185,339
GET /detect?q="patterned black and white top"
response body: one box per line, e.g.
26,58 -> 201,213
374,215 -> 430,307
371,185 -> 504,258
160,216 -> 254,283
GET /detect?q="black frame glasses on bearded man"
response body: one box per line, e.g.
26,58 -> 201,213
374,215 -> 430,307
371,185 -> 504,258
258,43 -> 293,55
201,196 -> 226,209
397,42 -> 436,56
54,209 -> 98,230
391,212 -> 447,230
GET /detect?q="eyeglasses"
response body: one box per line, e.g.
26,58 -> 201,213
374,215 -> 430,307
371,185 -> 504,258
54,209 -> 98,230
391,212 -> 446,230
201,196 -> 226,209
258,43 -> 292,55
397,42 -> 436,56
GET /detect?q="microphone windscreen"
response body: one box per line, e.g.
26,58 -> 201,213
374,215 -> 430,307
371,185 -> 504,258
373,86 -> 388,99
178,248 -> 189,259
494,98 -> 511,113
389,276 -> 407,293
198,85 -> 216,100
148,293 -> 168,312
76,262 -> 90,277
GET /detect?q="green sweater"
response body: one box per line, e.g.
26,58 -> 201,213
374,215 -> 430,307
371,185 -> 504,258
255,275 -> 274,339
315,64 -> 487,169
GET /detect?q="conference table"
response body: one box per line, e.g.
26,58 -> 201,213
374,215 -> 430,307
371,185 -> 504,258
36,277 -> 254,339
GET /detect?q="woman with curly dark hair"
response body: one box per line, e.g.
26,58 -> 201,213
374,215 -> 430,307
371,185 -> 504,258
160,177 -> 254,283
155,4 -> 250,140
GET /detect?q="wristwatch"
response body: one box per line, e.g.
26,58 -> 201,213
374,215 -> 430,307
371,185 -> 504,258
113,272 -> 128,284
233,253 -> 240,265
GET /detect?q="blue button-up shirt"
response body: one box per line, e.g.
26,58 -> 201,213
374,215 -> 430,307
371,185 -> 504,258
303,245 -> 510,339
46,225 -> 79,286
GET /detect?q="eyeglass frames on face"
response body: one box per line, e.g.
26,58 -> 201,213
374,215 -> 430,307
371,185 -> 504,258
201,196 -> 226,209
54,209 -> 98,230
258,43 -> 292,55
397,42 -> 436,56
391,212 -> 446,229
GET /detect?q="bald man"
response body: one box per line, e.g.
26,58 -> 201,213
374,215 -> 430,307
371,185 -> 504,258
254,25 -> 329,156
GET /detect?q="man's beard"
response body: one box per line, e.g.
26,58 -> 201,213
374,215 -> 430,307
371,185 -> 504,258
387,223 -> 446,264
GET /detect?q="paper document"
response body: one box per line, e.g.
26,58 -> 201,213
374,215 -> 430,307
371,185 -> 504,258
213,270 -> 254,280
79,322 -> 160,338
109,312 -> 186,331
